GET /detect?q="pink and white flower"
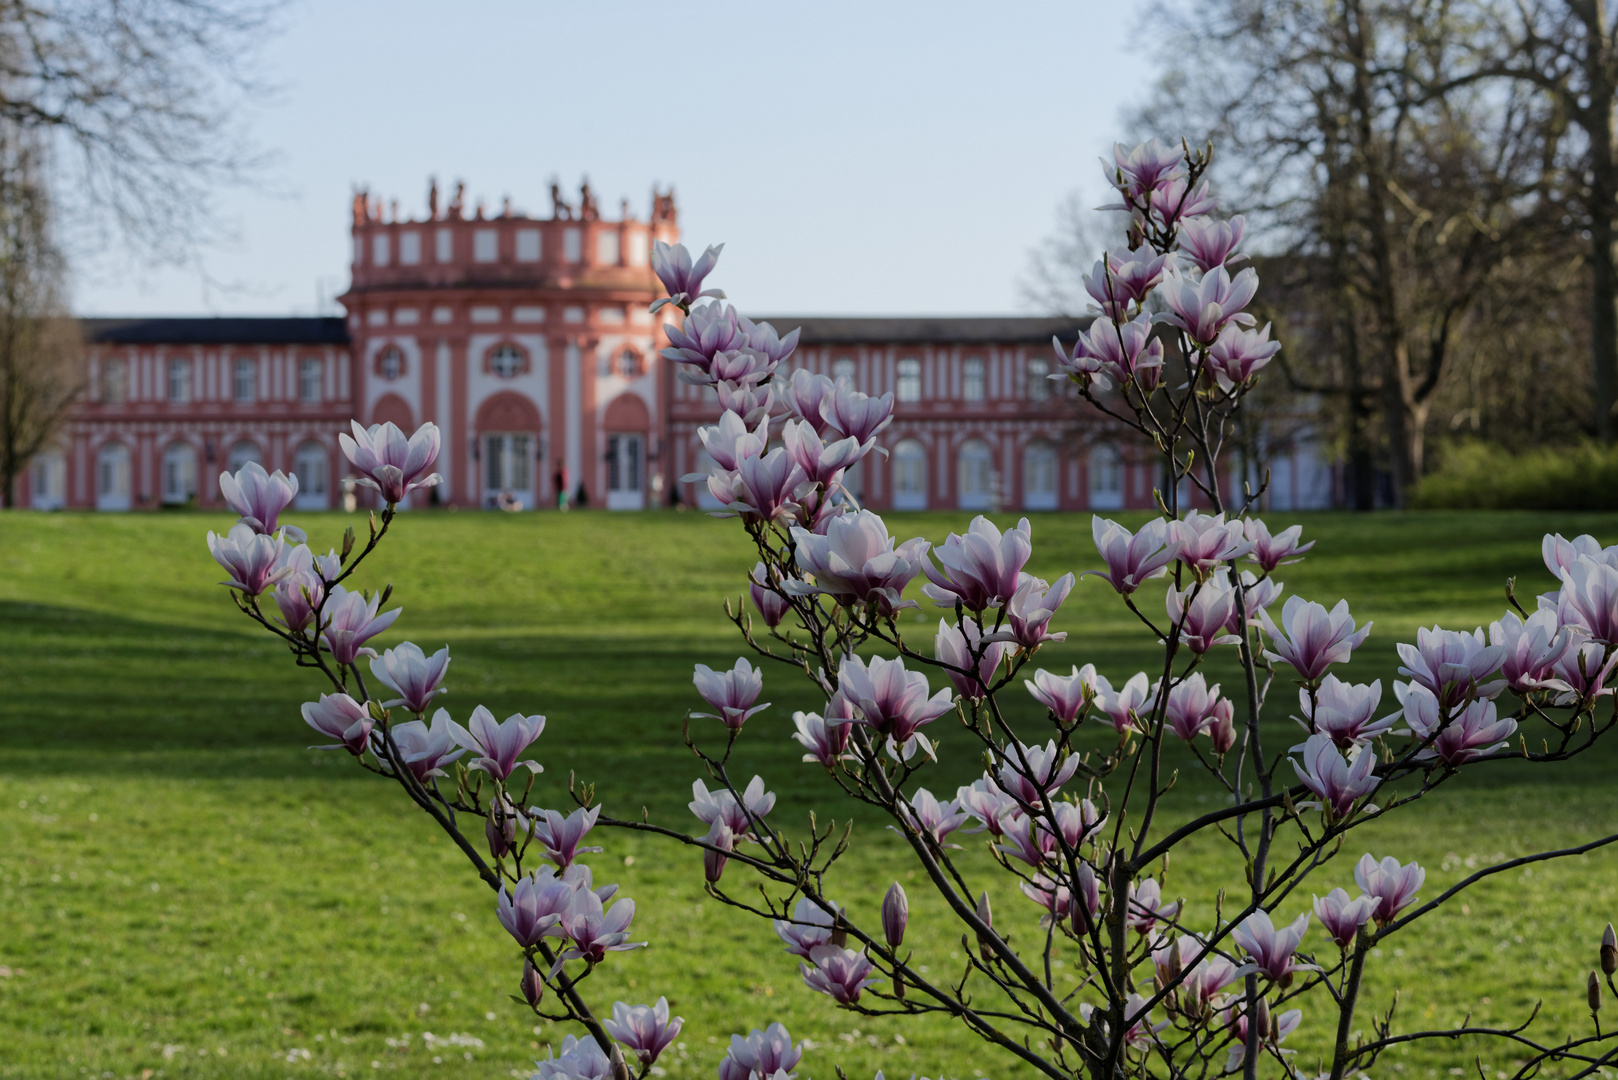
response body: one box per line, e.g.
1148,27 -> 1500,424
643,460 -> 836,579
1290,733 -> 1378,817
301,692 -> 372,755
446,705 -> 545,780
1025,664 -> 1097,725
1355,854 -> 1424,924
338,420 -> 442,504
369,641 -> 450,714
1087,516 -> 1179,595
691,657 -> 769,729
921,516 -> 1032,611
1260,596 -> 1372,683
1313,888 -> 1376,949
1231,909 -> 1315,982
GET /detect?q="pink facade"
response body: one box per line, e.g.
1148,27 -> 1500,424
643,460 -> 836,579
25,184 -> 1261,514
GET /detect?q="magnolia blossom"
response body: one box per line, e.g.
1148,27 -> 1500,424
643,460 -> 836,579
774,897 -> 839,958
882,883 -> 908,948
718,1023 -> 802,1080
338,420 -> 442,504
689,778 -> 775,845
555,887 -> 645,969
496,868 -> 574,946
1301,675 -> 1393,748
801,944 -> 879,1004
837,654 -> 954,746
606,997 -> 683,1066
691,657 -> 769,729
1106,138 -> 1185,201
1078,993 -> 1170,1050
820,383 -> 895,446
781,419 -> 862,488
1399,685 -> 1517,765
1064,316 -> 1163,390
720,448 -> 805,523
1222,1003 -> 1302,1073
207,522 -> 291,596
321,584 -> 402,666
1025,664 -> 1097,725
694,410 -> 768,473
1260,596 -> 1372,683
271,545 -> 333,634
703,820 -> 734,883
997,741 -> 1080,808
1149,175 -> 1217,224
896,787 -> 970,847
1087,516 -> 1179,594
935,618 -> 1010,701
1356,853 -> 1424,924
738,313 -> 800,367
782,368 -> 837,436
1232,910 -> 1314,982
1166,572 -> 1241,654
1205,322 -> 1280,391
533,805 -> 604,868
664,303 -> 746,377
1164,673 -> 1230,742
1313,888 -> 1376,949
787,511 -> 928,616
956,777 -> 1019,836
1156,265 -> 1259,343
1126,877 -> 1180,934
1021,874 -> 1074,924
1553,640 -> 1618,704
1490,608 -> 1579,695
219,461 -> 300,538
1171,511 -> 1255,574
1225,571 -> 1283,636
534,1034 -> 614,1080
921,516 -> 1032,610
649,239 -> 724,312
1094,671 -> 1151,734
1543,533 -> 1618,578
1245,519 -> 1314,572
1002,572 -> 1074,649
791,710 -> 851,767
1152,935 -> 1239,1007
1290,733 -> 1378,817
384,709 -> 466,781
1082,245 -> 1173,317
1178,214 -> 1246,273
369,642 -> 450,714
1560,557 -> 1618,644
446,705 -> 545,780
749,562 -> 791,628
1396,625 -> 1506,706
301,693 -> 372,755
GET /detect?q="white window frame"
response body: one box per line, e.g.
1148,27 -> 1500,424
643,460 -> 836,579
896,358 -> 921,403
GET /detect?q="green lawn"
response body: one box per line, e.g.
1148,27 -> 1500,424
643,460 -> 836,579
3,508 -> 1618,1079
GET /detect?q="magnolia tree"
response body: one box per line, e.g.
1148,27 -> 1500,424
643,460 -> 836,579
210,140 -> 1618,1079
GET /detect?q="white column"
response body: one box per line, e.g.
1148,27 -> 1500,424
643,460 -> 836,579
436,339 -> 453,502
565,340 -> 582,492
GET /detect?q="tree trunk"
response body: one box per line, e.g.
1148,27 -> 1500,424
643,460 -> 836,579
1581,0 -> 1618,441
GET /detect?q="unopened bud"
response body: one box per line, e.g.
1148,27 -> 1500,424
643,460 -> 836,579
1254,996 -> 1271,1043
703,820 -> 733,883
379,582 -> 393,607
486,813 -> 509,858
341,524 -> 356,561
610,1044 -> 632,1080
1591,970 -> 1603,1015
366,698 -> 387,722
1165,942 -> 1184,983
829,921 -> 848,949
883,882 -> 909,950
1602,923 -> 1616,976
368,511 -> 379,539
893,970 -> 905,999
976,891 -> 995,963
519,958 -> 543,1007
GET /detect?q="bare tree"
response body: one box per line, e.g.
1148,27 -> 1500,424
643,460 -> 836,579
0,125 -> 78,508
0,0 -> 279,265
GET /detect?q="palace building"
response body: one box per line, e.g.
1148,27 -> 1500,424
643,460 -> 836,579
23,182 -> 1337,514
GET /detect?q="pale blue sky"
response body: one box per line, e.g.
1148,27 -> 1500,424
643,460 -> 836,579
74,1 -> 1149,317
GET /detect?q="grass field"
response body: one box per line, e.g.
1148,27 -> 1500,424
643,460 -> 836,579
4,507 -> 1618,1079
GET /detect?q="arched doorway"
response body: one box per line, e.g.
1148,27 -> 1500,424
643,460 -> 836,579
476,390 -> 542,510
603,392 -> 651,510
161,440 -> 198,505
96,441 -> 131,511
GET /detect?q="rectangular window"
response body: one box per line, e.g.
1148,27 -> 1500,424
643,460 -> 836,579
372,233 -> 391,267
896,358 -> 921,403
474,229 -> 499,262
299,357 -> 323,403
626,231 -> 648,266
485,434 -> 532,494
563,228 -> 582,263
399,231 -> 421,265
516,229 -> 541,261
1027,357 -> 1051,400
963,356 -> 986,402
607,434 -> 642,492
596,231 -> 620,265
233,356 -> 256,403
168,357 -> 192,404
435,228 -> 453,262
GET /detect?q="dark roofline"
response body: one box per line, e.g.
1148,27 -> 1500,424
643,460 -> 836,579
750,315 -> 1094,346
80,316 -> 350,346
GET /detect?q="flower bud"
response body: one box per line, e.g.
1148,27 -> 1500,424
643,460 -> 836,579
704,820 -> 734,883
1602,923 -> 1616,976
882,882 -> 909,950
1591,970 -> 1603,1015
519,958 -> 543,1007
1209,709 -> 1237,754
976,891 -> 995,963
610,1044 -> 632,1080
1254,996 -> 1271,1042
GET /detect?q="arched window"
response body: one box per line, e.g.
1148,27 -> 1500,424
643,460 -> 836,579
958,438 -> 995,511
377,346 -> 405,380
606,433 -> 644,510
896,358 -> 921,402
96,442 -> 131,511
1089,444 -> 1124,510
1023,441 -> 1058,511
167,357 -> 192,403
893,438 -> 928,510
299,357 -> 324,403
161,441 -> 197,505
618,349 -> 642,379
100,359 -> 126,405
489,344 -> 525,378
833,357 -> 857,384
233,357 -> 257,403
962,357 -> 986,402
227,440 -> 262,474
294,442 -> 330,510
1026,357 -> 1051,401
